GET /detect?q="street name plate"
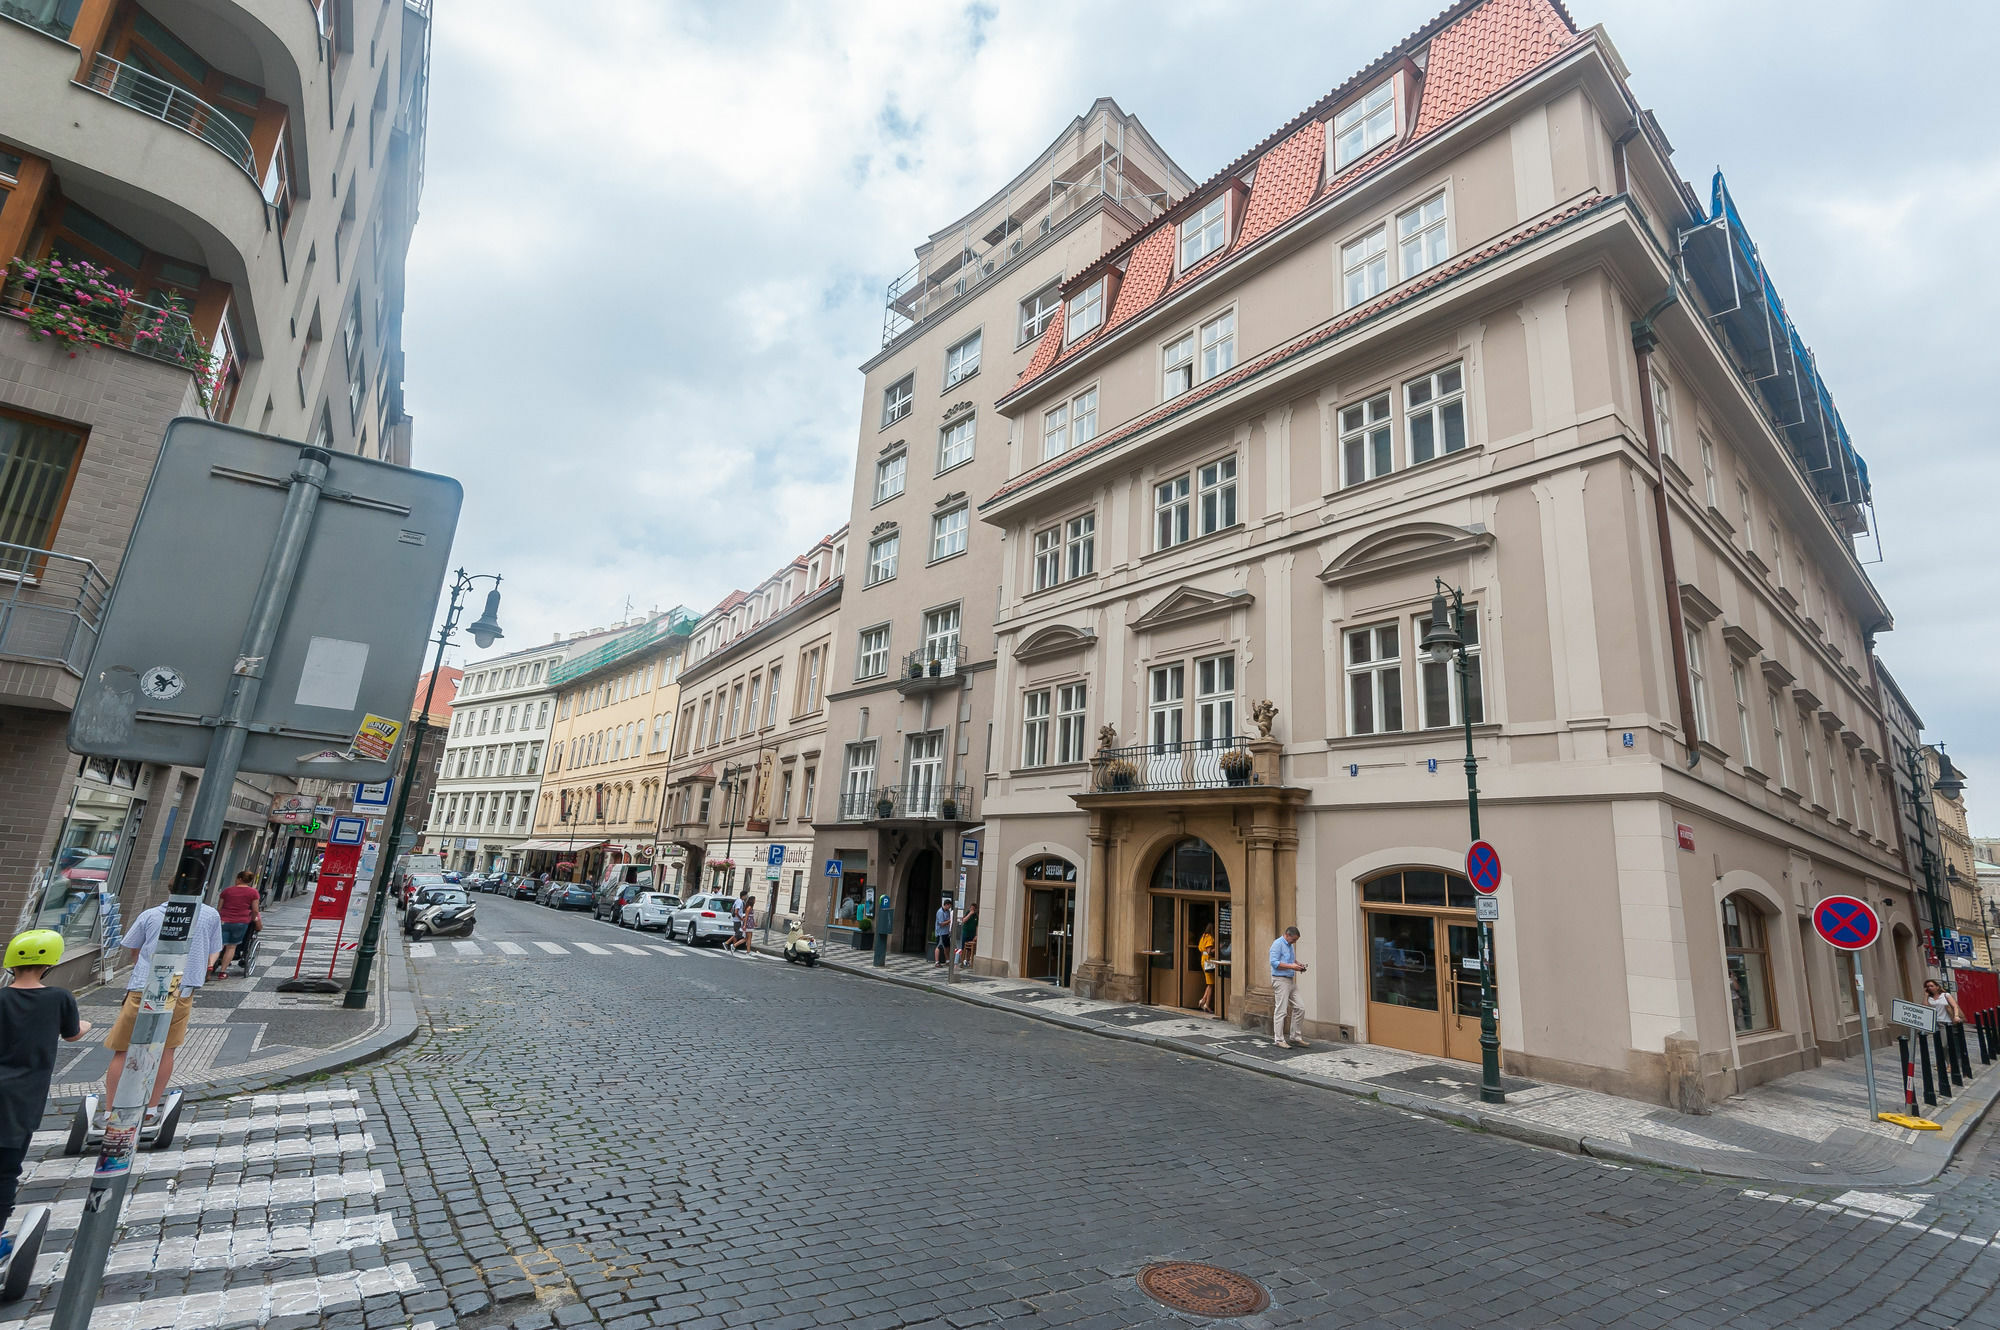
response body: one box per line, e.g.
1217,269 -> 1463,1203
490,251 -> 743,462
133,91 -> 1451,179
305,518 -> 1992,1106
1893,998 -> 1938,1033
1475,897 -> 1499,922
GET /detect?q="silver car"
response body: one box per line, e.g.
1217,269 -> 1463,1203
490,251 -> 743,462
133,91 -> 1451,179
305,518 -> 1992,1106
620,892 -> 681,931
669,893 -> 741,946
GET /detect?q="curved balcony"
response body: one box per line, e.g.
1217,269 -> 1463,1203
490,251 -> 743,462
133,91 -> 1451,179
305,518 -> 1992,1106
78,52 -> 255,179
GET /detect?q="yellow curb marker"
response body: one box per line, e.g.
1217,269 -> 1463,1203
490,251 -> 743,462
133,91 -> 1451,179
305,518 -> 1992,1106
1878,1112 -> 1942,1131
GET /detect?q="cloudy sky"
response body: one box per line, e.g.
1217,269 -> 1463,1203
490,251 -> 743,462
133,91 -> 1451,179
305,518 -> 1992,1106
405,0 -> 2000,828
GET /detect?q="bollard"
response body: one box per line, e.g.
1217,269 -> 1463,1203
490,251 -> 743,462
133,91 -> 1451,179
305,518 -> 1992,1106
1934,1026 -> 1956,1097
1918,1027 -> 1938,1107
1899,1035 -> 1917,1113
1979,1011 -> 1993,1065
1955,1022 -> 1974,1082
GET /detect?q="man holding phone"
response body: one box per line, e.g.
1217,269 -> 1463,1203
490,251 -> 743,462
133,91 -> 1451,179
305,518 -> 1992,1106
1269,925 -> 1309,1049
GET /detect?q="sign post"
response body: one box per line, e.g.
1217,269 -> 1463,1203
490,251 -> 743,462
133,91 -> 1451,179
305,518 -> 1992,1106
1814,895 -> 1883,1121
1465,840 -> 1504,1104
763,844 -> 785,944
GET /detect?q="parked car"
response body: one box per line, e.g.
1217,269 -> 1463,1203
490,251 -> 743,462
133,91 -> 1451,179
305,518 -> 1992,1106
620,892 -> 680,931
535,880 -> 563,906
669,894 -> 740,946
399,873 -> 448,912
513,877 -> 541,901
554,882 -> 595,911
594,882 -> 649,923
441,871 -> 463,884
62,854 -> 114,885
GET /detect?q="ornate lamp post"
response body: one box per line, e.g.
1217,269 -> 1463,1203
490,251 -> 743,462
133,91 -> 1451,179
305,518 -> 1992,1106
1421,579 -> 1504,1105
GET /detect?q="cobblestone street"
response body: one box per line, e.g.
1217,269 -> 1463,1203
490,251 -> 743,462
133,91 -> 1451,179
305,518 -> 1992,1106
14,894 -> 2000,1329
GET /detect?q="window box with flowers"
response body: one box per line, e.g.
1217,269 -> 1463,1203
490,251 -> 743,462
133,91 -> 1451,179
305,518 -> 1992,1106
4,255 -> 225,412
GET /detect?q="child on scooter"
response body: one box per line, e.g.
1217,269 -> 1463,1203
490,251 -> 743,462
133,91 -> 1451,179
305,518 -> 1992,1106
0,931 -> 90,1257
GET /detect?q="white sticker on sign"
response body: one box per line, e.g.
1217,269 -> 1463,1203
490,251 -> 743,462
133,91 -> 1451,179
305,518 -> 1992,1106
296,637 -> 370,711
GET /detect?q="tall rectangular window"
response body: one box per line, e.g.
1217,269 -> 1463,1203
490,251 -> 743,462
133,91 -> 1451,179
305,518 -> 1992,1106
1042,388 -> 1097,460
1825,722 -> 1842,821
857,626 -> 890,679
1397,193 -> 1447,277
938,415 -> 975,471
922,605 -> 960,662
1020,283 -> 1061,344
1346,623 -> 1403,735
804,648 -> 823,712
865,534 -> 899,585
1194,654 -> 1235,742
1732,661 -> 1755,765
943,330 -> 981,388
745,676 -> 763,732
842,741 -> 877,813
1405,364 -> 1466,465
1699,433 -> 1720,508
1332,81 -> 1395,168
1179,197 -> 1227,268
1197,457 -> 1237,534
726,683 -> 744,740
1065,513 -> 1095,581
779,769 -> 794,821
1685,625 -> 1711,744
764,667 -> 781,726
1162,333 -> 1193,398
931,506 -> 968,561
1800,708 -> 1817,806
1022,689 -> 1051,768
1056,683 -> 1088,763
1066,278 -> 1105,341
1199,311 -> 1235,382
1342,226 -> 1388,308
1149,664 -> 1185,749
1738,482 -> 1755,549
874,453 -> 906,504
1419,605 -> 1482,728
881,374 -> 912,427
1154,473 -> 1190,549
1341,392 -> 1393,486
1651,372 -> 1674,461
1033,528 -> 1061,591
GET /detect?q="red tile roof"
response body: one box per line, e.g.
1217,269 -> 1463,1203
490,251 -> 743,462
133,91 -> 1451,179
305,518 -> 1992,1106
1006,0 -> 1582,402
985,192 -> 1610,507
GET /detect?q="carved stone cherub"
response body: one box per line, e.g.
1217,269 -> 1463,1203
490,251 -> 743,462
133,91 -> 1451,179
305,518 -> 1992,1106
1250,699 -> 1279,739
1097,723 -> 1118,753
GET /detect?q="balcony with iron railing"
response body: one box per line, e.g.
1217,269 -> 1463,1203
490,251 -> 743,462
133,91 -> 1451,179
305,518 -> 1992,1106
0,540 -> 110,690
78,52 -> 258,181
1087,737 -> 1261,795
897,644 -> 967,694
837,782 -> 974,825
2,269 -> 210,375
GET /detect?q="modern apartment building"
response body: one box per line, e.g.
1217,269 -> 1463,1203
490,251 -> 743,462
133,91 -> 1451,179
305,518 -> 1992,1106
422,647 -> 559,875
804,101 -> 1191,953
0,0 -> 430,984
964,0 -> 1922,1107
528,611 -> 695,885
667,530 -> 845,925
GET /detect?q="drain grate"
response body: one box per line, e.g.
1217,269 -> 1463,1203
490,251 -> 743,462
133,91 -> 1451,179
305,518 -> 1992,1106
409,1052 -> 467,1065
1137,1263 -> 1270,1318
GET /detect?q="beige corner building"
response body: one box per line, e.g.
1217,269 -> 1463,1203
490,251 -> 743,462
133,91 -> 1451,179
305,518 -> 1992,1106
665,530 -> 845,927
951,0 -> 1928,1108
1927,746 -> 1985,968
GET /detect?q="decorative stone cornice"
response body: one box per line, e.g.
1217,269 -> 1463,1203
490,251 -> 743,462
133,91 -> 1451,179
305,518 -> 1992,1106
1129,585 -> 1254,632
1013,623 -> 1097,663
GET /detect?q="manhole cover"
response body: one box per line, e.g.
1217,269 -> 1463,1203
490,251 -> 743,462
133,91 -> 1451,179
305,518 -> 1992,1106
1137,1263 -> 1270,1318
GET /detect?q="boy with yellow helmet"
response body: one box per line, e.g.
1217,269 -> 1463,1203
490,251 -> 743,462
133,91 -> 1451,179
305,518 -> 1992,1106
1,931 -> 91,1257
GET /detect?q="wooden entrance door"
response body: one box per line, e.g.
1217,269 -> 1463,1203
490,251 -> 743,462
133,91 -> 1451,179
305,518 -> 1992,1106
1024,886 -> 1075,985
1365,909 -> 1492,1062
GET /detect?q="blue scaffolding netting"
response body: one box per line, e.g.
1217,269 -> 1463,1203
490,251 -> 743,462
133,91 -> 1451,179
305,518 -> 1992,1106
1678,171 -> 1870,519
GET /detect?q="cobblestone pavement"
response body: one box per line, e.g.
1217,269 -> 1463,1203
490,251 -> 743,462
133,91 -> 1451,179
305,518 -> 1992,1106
13,892 -> 2000,1328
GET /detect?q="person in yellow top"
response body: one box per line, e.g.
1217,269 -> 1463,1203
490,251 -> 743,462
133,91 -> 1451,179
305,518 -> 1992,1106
1197,928 -> 1218,1013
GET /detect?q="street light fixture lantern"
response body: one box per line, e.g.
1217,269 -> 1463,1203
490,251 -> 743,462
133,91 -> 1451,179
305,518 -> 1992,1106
1420,593 -> 1461,661
467,584 -> 504,649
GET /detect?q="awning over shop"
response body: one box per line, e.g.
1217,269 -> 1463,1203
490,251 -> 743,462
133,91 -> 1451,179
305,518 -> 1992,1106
513,839 -> 610,853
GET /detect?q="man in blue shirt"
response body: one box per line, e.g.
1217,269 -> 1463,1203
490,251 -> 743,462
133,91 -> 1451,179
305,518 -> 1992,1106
1268,926 -> 1308,1048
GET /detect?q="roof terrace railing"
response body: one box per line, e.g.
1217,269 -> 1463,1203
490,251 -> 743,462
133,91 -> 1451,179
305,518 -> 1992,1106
78,52 -> 257,180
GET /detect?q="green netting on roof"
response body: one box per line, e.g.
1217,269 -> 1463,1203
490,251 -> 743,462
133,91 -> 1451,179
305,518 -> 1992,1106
550,606 -> 697,686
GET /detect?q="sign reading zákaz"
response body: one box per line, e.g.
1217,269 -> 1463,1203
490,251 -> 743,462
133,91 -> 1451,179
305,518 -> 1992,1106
1465,841 -> 1502,895
1812,895 -> 1880,951
1892,998 -> 1938,1033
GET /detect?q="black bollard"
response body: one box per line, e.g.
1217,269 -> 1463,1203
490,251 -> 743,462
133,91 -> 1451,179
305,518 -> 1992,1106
1956,1022 -> 1975,1081
1918,1027 -> 1938,1107
1935,1026 -> 1957,1095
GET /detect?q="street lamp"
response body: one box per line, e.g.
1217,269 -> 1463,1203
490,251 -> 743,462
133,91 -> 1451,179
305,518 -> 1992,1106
1421,579 -> 1505,1105
345,569 -> 502,1008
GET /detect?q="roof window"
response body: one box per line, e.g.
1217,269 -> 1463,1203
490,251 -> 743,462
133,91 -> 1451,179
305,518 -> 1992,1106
1332,80 -> 1396,169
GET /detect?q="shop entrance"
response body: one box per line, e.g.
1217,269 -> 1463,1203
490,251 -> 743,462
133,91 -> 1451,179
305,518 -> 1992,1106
1144,839 -> 1231,1018
1021,856 -> 1077,985
901,848 -> 939,956
1362,868 -> 1487,1062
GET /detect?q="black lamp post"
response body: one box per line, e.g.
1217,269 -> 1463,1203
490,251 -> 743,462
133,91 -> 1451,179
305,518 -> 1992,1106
344,569 -> 502,1009
1421,579 -> 1504,1105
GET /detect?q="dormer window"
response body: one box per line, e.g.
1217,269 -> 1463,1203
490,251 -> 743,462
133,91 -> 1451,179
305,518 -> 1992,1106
1332,80 -> 1395,169
1065,278 -> 1106,342
1179,197 -> 1228,269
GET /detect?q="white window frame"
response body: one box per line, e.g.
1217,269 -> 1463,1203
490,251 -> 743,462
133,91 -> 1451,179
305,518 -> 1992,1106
1396,192 -> 1448,278
1056,683 -> 1088,764
1020,283 -> 1061,346
1198,310 -> 1235,383
1197,456 -> 1237,535
882,375 -> 912,428
856,625 -> 890,681
1194,653 -> 1235,742
1148,664 -> 1185,749
1344,623 -> 1404,736
1064,512 -> 1095,581
1340,391 -> 1393,487
1341,225 -> 1388,309
874,452 -> 906,505
1651,371 -> 1674,462
1065,278 -> 1105,342
1022,689 -> 1051,768
943,330 -> 981,388
842,741 -> 877,810
1738,481 -> 1755,549
1042,387 -> 1097,460
1731,659 -> 1755,766
1179,197 -> 1227,269
1154,473 -> 1191,550
1032,527 -> 1061,592
1685,624 -> 1712,744
938,414 -> 975,472
930,506 -> 968,562
1403,363 -> 1467,465
865,533 -> 899,586
922,605 -> 960,662
1332,80 -> 1395,169
1418,604 -> 1482,729
1800,707 -> 1817,806
1162,332 -> 1194,399
1699,433 -> 1720,508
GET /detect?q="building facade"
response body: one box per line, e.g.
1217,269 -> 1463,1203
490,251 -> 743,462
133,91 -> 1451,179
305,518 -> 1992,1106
668,530 -> 845,927
0,0 -> 430,985
529,612 -> 694,885
1928,745 -> 1985,969
804,101 -> 1191,953
964,0 -> 1921,1107
1878,661 -> 1951,975
422,647 -> 559,874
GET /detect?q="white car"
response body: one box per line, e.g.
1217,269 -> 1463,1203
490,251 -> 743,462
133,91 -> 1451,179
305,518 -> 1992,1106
669,893 -> 741,946
620,892 -> 681,931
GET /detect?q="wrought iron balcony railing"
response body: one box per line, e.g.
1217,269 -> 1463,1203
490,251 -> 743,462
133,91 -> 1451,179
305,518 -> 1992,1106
1089,737 -> 1258,794
897,644 -> 966,693
837,782 -> 973,823
0,540 -> 109,676
79,53 -> 257,180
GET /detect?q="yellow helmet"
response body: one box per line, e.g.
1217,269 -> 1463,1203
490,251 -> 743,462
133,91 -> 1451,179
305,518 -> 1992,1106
6,929 -> 64,970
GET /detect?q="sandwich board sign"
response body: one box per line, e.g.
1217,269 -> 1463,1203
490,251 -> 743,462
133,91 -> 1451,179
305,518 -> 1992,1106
68,419 -> 460,778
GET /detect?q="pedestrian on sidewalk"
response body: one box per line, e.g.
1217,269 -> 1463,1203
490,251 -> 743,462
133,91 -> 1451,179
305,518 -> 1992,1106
727,895 -> 751,953
933,901 -> 954,966
103,896 -> 222,1122
0,931 -> 90,1257
212,871 -> 263,979
1197,924 -> 1218,1013
958,903 -> 979,967
1925,978 -> 1965,1037
1269,926 -> 1309,1049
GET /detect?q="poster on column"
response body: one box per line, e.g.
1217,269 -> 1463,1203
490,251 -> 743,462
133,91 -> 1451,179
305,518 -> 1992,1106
311,817 -> 366,921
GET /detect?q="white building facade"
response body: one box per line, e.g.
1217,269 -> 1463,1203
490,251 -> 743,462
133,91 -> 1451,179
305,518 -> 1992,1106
425,643 -> 565,874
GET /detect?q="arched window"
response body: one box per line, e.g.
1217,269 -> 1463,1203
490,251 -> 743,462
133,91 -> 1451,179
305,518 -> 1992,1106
1024,856 -> 1076,884
1722,894 -> 1775,1034
1149,838 -> 1230,893
1359,869 -> 1474,909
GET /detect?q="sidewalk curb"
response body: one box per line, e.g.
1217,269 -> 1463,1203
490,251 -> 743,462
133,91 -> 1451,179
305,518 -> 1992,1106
801,946 -> 2000,1186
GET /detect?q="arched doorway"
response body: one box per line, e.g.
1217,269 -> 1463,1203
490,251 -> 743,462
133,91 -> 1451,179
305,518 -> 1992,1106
1146,839 -> 1231,1017
1021,856 -> 1077,985
901,848 -> 940,957
1362,867 -> 1483,1061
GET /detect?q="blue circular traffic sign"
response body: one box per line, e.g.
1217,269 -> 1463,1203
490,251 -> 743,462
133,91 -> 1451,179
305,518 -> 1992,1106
1813,895 -> 1880,951
1466,841 -> 1502,895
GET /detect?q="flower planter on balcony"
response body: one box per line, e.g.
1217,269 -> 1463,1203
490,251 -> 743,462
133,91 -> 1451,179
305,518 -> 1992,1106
908,662 -> 924,680
927,660 -> 942,677
940,800 -> 958,821
875,798 -> 894,820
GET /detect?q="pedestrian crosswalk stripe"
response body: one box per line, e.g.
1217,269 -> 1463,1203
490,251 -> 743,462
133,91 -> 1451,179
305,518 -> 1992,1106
250,1089 -> 360,1108
646,945 -> 677,956
14,1261 -> 422,1330
44,1168 -> 385,1229
408,941 -> 435,958
575,942 -> 611,955
532,941 -> 568,954
496,940 -> 527,954
40,1213 -> 398,1285
184,1105 -> 367,1137
26,1131 -> 376,1183
610,943 -> 647,955
451,939 -> 481,954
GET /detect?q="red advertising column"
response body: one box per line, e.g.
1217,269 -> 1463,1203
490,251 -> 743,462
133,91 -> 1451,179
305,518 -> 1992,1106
296,816 -> 365,978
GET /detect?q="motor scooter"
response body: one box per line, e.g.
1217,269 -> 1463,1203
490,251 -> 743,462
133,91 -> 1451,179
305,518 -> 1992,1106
781,920 -> 821,967
406,896 -> 476,940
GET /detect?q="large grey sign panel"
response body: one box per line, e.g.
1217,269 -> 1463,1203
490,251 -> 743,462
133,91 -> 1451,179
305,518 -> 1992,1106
69,418 -> 461,777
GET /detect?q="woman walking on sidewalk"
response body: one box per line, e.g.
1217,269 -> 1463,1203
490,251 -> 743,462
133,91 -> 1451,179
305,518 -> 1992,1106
212,871 -> 262,979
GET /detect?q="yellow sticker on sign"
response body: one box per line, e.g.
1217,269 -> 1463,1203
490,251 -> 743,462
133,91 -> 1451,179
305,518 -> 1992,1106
351,713 -> 403,762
